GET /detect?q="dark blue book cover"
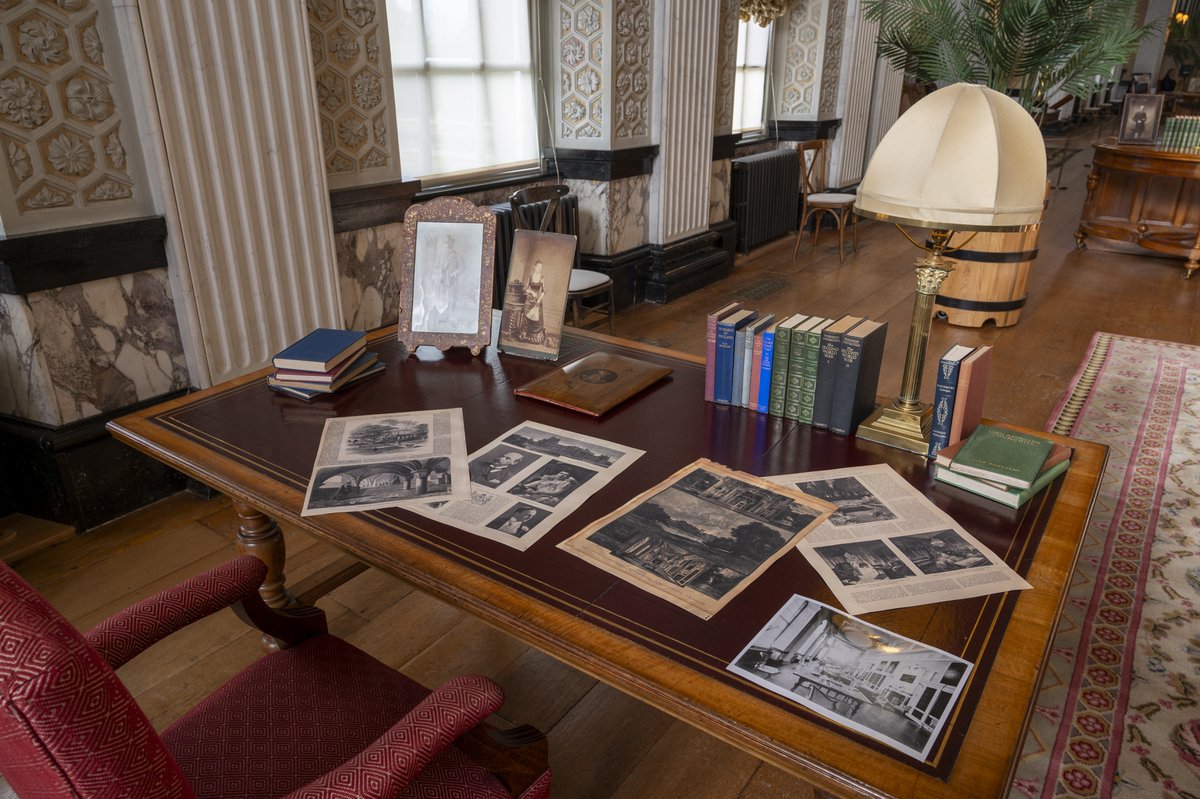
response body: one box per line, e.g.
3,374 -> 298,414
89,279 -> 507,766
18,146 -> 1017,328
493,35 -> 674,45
928,344 -> 975,458
757,324 -> 776,413
812,315 -> 862,429
829,319 -> 888,435
713,309 -> 756,405
273,328 -> 366,371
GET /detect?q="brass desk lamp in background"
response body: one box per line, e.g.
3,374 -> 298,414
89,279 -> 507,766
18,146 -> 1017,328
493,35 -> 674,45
853,83 -> 1047,455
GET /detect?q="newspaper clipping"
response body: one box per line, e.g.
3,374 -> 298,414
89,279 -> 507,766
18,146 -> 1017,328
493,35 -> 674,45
409,421 -> 643,551
301,409 -> 470,517
728,595 -> 973,761
769,464 -> 1031,614
559,459 -> 835,619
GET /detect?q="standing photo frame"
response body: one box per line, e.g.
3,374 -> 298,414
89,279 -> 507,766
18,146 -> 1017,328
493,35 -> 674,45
398,196 -> 496,355
1117,94 -> 1165,145
498,229 -> 577,360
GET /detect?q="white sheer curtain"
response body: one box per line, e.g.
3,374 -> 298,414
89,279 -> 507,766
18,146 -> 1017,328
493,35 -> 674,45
733,20 -> 772,133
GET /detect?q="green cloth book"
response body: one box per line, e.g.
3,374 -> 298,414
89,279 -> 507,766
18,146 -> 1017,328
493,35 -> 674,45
783,317 -> 824,421
797,318 -> 833,424
934,457 -> 1070,508
767,314 -> 806,417
949,425 -> 1054,490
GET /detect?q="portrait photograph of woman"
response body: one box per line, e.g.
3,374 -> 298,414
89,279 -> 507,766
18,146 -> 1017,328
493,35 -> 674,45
499,230 -> 576,359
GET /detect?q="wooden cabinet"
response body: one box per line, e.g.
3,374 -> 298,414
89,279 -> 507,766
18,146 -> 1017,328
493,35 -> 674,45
1075,138 -> 1200,277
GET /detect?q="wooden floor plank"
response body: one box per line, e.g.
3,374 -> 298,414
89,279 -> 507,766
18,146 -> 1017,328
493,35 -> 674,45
610,720 -> 762,799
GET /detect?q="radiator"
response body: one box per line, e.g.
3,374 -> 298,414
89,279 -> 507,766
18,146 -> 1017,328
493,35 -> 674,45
490,194 -> 582,308
731,149 -> 800,254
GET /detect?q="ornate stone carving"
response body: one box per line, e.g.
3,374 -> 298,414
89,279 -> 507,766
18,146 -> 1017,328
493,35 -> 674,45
559,0 -> 604,142
713,0 -> 739,132
46,129 -> 91,175
7,138 -> 30,180
0,73 -> 49,128
65,75 -> 110,120
613,0 -> 650,141
104,127 -> 122,167
779,0 -> 823,116
22,181 -> 68,208
80,19 -> 102,65
87,175 -> 131,200
343,0 -> 375,27
338,112 -> 367,150
818,0 -> 847,116
18,15 -> 67,65
351,67 -> 381,109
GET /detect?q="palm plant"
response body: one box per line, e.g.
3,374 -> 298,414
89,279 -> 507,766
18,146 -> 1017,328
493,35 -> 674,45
864,0 -> 1160,117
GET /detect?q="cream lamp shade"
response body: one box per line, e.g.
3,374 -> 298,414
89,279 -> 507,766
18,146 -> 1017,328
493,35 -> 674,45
855,83 -> 1048,231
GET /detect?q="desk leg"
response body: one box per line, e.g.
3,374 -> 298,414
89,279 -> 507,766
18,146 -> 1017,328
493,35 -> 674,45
233,502 -> 296,610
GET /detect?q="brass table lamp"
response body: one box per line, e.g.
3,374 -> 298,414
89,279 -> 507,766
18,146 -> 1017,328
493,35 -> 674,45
852,83 -> 1047,455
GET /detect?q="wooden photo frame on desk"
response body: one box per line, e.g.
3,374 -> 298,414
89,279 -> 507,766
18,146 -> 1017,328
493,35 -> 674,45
1118,94 -> 1164,145
398,196 -> 496,355
498,229 -> 576,360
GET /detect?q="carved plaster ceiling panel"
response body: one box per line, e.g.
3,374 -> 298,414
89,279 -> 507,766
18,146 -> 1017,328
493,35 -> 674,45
780,0 -> 823,116
612,0 -> 650,141
713,0 -> 738,132
819,0 -> 846,116
306,0 -> 391,175
559,0 -> 603,140
0,0 -> 137,215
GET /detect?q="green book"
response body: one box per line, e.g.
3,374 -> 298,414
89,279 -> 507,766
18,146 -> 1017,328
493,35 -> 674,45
768,314 -> 806,417
783,317 -> 823,421
934,457 -> 1070,508
797,318 -> 833,424
949,425 -> 1054,490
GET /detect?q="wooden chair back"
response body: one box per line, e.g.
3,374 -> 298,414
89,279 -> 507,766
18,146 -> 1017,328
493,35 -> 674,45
510,184 -> 571,233
796,140 -> 829,197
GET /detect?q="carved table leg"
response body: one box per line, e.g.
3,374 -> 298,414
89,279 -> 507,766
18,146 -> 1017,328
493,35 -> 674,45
233,502 -> 296,609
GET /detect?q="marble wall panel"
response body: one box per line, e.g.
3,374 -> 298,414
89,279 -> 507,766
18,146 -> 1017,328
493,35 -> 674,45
710,158 -> 730,225
566,177 -> 607,254
608,173 -> 648,253
335,221 -> 403,330
0,292 -> 59,425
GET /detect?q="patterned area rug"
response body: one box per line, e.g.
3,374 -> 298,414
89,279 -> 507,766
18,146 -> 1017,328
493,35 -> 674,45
1009,333 -> 1200,799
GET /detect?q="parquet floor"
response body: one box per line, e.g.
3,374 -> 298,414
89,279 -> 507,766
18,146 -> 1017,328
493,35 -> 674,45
10,122 -> 1200,798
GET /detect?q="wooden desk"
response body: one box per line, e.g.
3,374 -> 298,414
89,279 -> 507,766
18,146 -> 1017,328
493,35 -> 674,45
108,327 -> 1105,799
1075,138 -> 1200,277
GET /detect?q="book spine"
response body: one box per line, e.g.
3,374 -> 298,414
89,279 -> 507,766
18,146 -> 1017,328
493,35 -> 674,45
768,327 -> 792,417
783,330 -> 807,421
848,324 -> 887,435
928,355 -> 964,459
749,330 -> 765,411
757,330 -> 776,413
713,323 -> 737,405
828,336 -> 862,435
704,313 -> 720,403
732,328 -> 748,407
797,329 -> 821,424
742,327 -> 758,409
812,329 -> 842,429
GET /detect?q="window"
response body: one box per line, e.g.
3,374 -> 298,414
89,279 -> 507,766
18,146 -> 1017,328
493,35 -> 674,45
732,20 -> 771,133
387,0 -> 541,184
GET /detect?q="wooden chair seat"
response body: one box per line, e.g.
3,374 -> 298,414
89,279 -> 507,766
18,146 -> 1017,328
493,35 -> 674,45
793,140 -> 859,263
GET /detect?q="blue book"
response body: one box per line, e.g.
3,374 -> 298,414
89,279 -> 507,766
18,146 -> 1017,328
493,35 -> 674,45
273,328 -> 366,371
713,309 -> 757,405
741,314 -> 775,409
756,322 -> 778,413
928,344 -> 974,459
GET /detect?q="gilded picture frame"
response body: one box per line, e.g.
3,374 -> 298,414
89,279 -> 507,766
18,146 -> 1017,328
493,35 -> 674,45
398,196 -> 496,355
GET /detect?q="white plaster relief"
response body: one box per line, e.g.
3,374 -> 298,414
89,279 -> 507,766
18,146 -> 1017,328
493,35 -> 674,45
713,0 -> 739,133
779,0 -> 824,117
819,0 -> 847,116
559,0 -> 604,142
612,0 -> 650,141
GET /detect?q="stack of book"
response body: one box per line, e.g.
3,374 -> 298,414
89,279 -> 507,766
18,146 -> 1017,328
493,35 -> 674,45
704,304 -> 888,435
1158,116 -> 1200,153
267,328 -> 384,400
927,343 -> 993,459
933,424 -> 1071,508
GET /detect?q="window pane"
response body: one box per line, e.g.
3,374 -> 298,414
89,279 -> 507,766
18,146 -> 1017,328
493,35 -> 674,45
733,20 -> 770,133
480,0 -> 531,66
423,0 -> 482,65
387,0 -> 426,68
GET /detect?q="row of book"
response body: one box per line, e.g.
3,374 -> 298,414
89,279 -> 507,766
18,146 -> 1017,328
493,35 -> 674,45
1157,116 -> 1200,152
927,343 -> 992,460
267,328 -> 385,401
704,302 -> 888,436
932,424 -> 1071,508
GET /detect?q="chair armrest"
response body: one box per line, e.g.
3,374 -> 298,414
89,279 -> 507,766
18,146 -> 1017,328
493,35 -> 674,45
283,675 -> 505,799
85,556 -> 268,669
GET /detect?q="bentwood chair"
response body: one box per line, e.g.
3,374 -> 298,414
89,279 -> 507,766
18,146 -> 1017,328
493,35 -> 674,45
0,556 -> 551,799
792,139 -> 859,263
510,184 -> 615,333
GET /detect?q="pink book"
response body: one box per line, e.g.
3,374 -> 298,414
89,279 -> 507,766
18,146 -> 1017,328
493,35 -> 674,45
704,302 -> 741,402
948,345 -> 992,446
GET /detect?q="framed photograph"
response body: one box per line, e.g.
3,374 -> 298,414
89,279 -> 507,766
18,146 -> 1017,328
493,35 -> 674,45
557,459 -> 836,619
1118,94 -> 1164,145
398,196 -> 496,355
1131,72 -> 1152,93
498,229 -> 576,360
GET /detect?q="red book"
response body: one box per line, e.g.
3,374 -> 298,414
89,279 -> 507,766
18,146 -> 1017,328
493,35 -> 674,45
948,345 -> 992,447
704,302 -> 741,403
272,346 -> 367,384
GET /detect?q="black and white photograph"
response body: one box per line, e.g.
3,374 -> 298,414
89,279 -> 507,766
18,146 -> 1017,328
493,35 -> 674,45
503,426 -> 624,468
485,503 -> 551,538
813,541 -> 914,586
507,460 -> 596,506
498,230 -> 576,360
1118,93 -> 1164,144
792,476 -> 897,527
468,444 -> 537,488
558,460 -> 835,618
411,221 -> 485,334
305,457 -> 454,511
728,595 -> 973,761
342,418 -> 429,459
890,529 -> 991,574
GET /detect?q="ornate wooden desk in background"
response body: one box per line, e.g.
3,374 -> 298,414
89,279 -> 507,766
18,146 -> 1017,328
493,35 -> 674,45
108,326 -> 1105,799
1076,138 -> 1200,277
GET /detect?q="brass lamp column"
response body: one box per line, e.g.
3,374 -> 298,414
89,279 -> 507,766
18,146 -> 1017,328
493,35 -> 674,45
851,83 -> 1048,456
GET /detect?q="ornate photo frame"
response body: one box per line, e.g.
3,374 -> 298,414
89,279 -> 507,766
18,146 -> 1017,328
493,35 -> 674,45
1117,94 -> 1164,145
398,196 -> 496,355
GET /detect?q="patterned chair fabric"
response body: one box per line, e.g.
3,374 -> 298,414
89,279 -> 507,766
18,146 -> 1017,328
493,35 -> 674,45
0,557 -> 551,799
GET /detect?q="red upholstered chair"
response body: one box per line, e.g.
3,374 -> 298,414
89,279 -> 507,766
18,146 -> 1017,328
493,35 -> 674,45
0,556 -> 550,799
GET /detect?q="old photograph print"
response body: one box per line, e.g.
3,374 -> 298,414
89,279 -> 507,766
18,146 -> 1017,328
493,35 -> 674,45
507,460 -> 596,507
794,476 -> 897,527
485,502 -> 551,539
813,541 -> 914,586
559,460 -> 835,618
889,530 -> 991,575
411,221 -> 484,335
306,457 -> 454,510
728,595 -> 973,761
341,418 -> 429,459
503,426 -> 624,468
498,230 -> 576,359
468,444 -> 537,488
